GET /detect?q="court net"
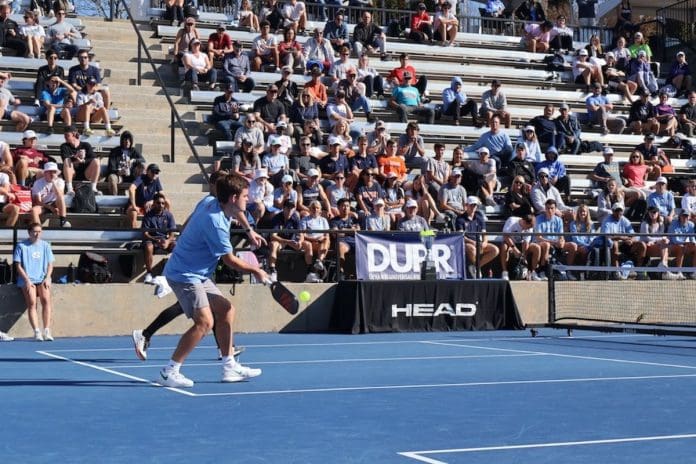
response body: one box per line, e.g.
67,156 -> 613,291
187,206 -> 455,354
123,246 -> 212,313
547,264 -> 696,336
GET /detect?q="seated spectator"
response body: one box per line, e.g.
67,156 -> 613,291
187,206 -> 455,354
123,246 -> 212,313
207,24 -> 232,64
406,174 -> 442,224
164,0 -> 184,26
304,66 -> 328,108
534,199 -> 576,279
75,77 -> 115,136
666,51 -> 692,98
597,178 -> 624,223
397,122 -> 428,170
326,172 -> 352,217
0,167 -> 20,227
221,136 -> 260,178
456,195 -> 499,278
388,71 -> 434,124
12,130 -> 50,187
530,167 -> 570,215
627,50 -> 658,96
34,51 -> 64,106
352,11 -> 388,61
262,134 -> 290,186
382,172 -> 405,223
522,20 -> 553,54
639,205 -> 674,275
324,11 -> 349,50
555,103 -> 582,155
30,161 -> 69,227
337,68 -> 374,122
568,203 -> 594,267
465,114 -> 513,169
326,90 -> 355,129
599,202 -> 646,274
377,139 -> 407,183
253,83 -> 288,137
573,49 -> 604,92
529,104 -> 563,152
679,90 -> 696,137
505,175 -> 534,217
210,83 -> 242,142
0,72 -> 31,132
628,90 -> 658,135
20,11 -> 45,59
433,1 -> 458,47
347,135 -> 377,189
329,198 -> 360,276
387,53 -> 427,99
46,8 -> 78,58
485,0 -> 506,18
438,169 -> 466,224
252,21 -> 279,71
355,168 -> 385,218
239,0 -> 260,31
516,125 -> 543,163
173,17 -> 200,66
356,53 -> 384,99
106,131 -> 145,196
585,82 -> 626,135
275,66 -> 300,114
667,210 -> 696,278
506,143 -> 536,188
221,40 -> 255,93
654,90 -> 678,136
647,176 -> 675,226
584,33 -> 605,59
397,198 -> 429,231
281,0 -> 307,34
425,143 -> 450,197
500,214 -> 541,280
273,174 -> 298,211
303,28 -> 334,73
536,146 -> 569,199
183,39 -> 217,91
611,36 -> 632,72
479,79 -> 511,128
319,136 -> 349,183
60,126 -> 99,194
234,113 -> 265,156
515,0 -> 545,22
442,77 -> 480,127
622,149 -> 650,201
465,147 -> 498,207
589,146 -> 621,189
628,31 -> 653,61
549,15 -> 573,51
40,75 -> 75,133
278,28 -> 303,72
290,89 -> 320,139
141,192 -> 176,283
259,0 -> 283,31
365,198 -> 390,230
602,52 -> 636,104
299,200 -> 330,281
681,179 -> 696,219
268,199 -> 311,278
409,3 -> 433,44
126,163 -> 166,228
366,119 -> 390,156
635,133 -> 669,179
296,168 -> 331,217
69,51 -> 111,113
248,168 -> 275,223
0,2 -> 27,57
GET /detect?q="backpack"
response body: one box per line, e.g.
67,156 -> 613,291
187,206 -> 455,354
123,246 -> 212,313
0,258 -> 12,284
71,183 -> 97,213
183,0 -> 198,19
543,52 -> 566,72
77,252 -> 112,283
508,254 -> 528,280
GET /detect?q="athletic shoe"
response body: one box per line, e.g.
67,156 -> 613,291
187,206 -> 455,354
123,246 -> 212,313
158,369 -> 194,388
313,259 -> 324,273
83,127 -> 93,136
691,272 -> 696,280
105,128 -> 116,137
43,328 -> 54,341
305,272 -> 322,283
467,264 -> 477,279
0,331 -> 13,341
530,271 -> 543,281
132,330 -> 149,361
663,271 -> 679,281
34,329 -> 43,341
537,271 -> 548,280
60,220 -> 72,228
501,271 -> 509,281
143,273 -> 154,284
222,363 -> 262,383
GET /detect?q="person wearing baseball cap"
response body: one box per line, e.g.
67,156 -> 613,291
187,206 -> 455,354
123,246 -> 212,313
389,67 -> 435,124
397,198 -> 430,232
126,160 -> 166,228
455,195 -> 500,279
667,208 -> 696,279
556,100 -> 582,155
628,89 -> 659,135
13,130 -> 49,187
30,161 -> 70,228
273,60 -> 299,115
207,23 -> 232,63
588,145 -> 621,189
409,2 -> 433,44
221,39 -> 256,93
667,51 -> 691,98
183,37 -> 218,92
268,188 -> 304,278
647,175 -> 676,226
602,200 -> 647,274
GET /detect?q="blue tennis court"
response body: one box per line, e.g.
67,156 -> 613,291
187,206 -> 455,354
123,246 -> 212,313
4,330 -> 696,463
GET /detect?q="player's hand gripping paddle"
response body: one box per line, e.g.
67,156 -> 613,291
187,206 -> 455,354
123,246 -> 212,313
233,251 -> 299,315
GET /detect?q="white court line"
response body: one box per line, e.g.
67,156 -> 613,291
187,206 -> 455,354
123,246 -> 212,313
422,341 -> 696,370
398,433 -> 696,463
106,353 -> 546,369
37,351 -> 197,397
192,373 -> 696,397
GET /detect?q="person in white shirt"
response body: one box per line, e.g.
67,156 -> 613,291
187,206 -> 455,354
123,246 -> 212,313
282,0 -> 306,34
501,214 -> 542,280
30,162 -> 70,227
252,21 -> 280,71
433,1 -> 458,47
20,10 -> 45,59
0,170 -> 20,226
248,168 -> 274,223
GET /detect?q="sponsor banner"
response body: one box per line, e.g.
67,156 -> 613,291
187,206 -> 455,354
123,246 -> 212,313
355,232 -> 464,280
331,280 -> 523,333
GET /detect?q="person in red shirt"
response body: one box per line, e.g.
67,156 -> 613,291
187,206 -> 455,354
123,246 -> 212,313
386,53 -> 428,99
12,130 -> 50,186
409,3 -> 433,43
207,24 -> 232,63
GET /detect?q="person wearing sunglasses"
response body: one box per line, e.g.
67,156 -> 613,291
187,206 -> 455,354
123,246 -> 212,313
19,10 -> 45,59
46,8 -> 79,58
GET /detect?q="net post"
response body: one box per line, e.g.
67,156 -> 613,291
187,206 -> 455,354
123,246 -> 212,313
547,263 -> 556,325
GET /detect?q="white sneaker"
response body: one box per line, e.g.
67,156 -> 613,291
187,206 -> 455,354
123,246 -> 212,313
0,331 -> 13,341
43,328 -> 54,341
530,271 -> 543,281
537,271 -> 547,280
34,329 -> 43,341
158,369 -> 194,388
467,264 -> 477,279
565,272 -> 577,281
663,271 -> 679,281
677,272 -> 686,280
691,272 -> 696,280
501,271 -> 509,281
143,273 -> 154,284
132,330 -> 149,361
222,362 -> 262,383
305,272 -> 322,283
313,259 -> 325,273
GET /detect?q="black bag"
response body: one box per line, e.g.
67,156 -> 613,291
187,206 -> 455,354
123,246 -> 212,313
543,52 -> 566,72
184,0 -> 198,19
71,183 -> 97,213
508,254 -> 528,280
214,257 -> 244,283
0,258 -> 12,284
78,252 -> 112,283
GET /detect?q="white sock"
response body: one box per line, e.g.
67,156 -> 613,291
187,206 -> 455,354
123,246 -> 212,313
34,328 -> 41,335
91,182 -> 98,192
105,122 -> 112,130
67,182 -> 73,192
222,356 -> 237,366
84,121 -> 90,129
165,360 -> 181,372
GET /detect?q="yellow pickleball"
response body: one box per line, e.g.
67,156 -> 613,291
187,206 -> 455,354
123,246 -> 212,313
298,290 -> 311,303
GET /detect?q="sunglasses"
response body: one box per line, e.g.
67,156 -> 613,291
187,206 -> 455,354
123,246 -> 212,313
538,174 -> 548,178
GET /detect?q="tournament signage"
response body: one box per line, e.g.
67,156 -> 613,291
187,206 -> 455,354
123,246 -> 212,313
355,232 -> 464,280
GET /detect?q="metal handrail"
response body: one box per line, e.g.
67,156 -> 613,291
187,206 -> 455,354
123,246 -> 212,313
107,0 -> 210,183
656,0 -> 696,61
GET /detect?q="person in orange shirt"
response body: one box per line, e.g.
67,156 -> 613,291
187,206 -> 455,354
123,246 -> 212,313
377,139 -> 407,183
386,53 -> 428,99
303,67 -> 328,108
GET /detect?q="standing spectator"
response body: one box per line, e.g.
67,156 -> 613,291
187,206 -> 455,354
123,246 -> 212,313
479,80 -> 511,128
0,2 -> 27,57
388,71 -> 434,124
34,50 -> 64,105
352,11 -> 388,61
141,192 -> 177,284
456,196 -> 499,278
252,21 -> 279,71
387,53 -> 428,98
0,167 -> 20,227
207,24 -> 232,64
45,8 -> 78,58
323,10 -> 349,50
126,163 -> 166,228
20,10 -> 45,59
678,90 -> 696,137
281,0 -> 307,34
221,41 -> 255,93
210,83 -> 242,141
628,89 -> 658,135
666,51 -> 692,98
409,2 -> 433,44
253,83 -> 288,137
14,223 -> 55,341
0,72 -> 31,132
183,39 -> 217,91
13,130 -> 50,187
75,77 -> 116,136
278,27 -> 304,71
585,82 -> 626,135
442,77 -> 479,127
433,1 -> 458,47
555,103 -> 582,155
106,130 -> 145,196
61,125 -> 99,194
30,162 -> 70,227
523,20 -> 553,54
39,74 -> 75,134
303,28 -> 334,73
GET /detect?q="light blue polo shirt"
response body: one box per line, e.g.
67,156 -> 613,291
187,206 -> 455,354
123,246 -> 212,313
13,239 -> 54,287
535,213 -> 563,242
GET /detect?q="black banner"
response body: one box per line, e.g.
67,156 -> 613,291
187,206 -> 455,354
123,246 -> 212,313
332,280 -> 523,334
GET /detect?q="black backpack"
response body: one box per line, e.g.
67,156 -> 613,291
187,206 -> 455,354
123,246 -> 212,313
78,252 -> 112,283
71,184 -> 97,213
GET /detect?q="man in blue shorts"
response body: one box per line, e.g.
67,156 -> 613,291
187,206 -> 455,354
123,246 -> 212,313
158,173 -> 268,388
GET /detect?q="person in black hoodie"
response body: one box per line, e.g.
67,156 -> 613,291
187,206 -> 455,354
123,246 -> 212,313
106,131 -> 145,195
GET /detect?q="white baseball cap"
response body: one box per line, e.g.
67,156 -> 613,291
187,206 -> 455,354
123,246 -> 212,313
466,195 -> 480,205
254,168 -> 268,180
656,176 -> 668,184
43,161 -> 59,172
405,199 -> 418,208
307,168 -> 320,177
281,174 -> 294,184
23,129 -> 37,139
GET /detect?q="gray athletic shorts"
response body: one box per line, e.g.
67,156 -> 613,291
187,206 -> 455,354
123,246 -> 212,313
167,278 -> 223,318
